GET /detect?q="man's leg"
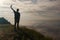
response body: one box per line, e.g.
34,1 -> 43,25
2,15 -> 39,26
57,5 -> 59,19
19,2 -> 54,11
14,21 -> 17,32
14,21 -> 16,27
16,18 -> 20,30
17,22 -> 20,30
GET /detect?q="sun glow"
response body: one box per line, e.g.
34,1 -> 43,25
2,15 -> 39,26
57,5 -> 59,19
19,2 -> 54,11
0,0 -> 5,6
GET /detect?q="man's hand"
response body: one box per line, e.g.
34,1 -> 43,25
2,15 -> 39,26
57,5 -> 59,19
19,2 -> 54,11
10,5 -> 15,12
10,5 -> 12,8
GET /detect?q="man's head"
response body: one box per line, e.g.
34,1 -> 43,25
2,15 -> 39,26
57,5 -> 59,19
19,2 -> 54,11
17,9 -> 19,12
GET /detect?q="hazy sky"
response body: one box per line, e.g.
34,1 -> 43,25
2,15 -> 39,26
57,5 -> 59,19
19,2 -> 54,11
0,0 -> 60,26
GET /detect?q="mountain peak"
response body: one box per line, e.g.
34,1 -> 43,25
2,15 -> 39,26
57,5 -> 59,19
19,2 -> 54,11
0,17 -> 11,24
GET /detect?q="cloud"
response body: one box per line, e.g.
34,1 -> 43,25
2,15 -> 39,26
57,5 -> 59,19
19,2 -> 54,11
18,0 -> 38,4
23,0 -> 60,20
18,0 -> 30,1
31,0 -> 37,4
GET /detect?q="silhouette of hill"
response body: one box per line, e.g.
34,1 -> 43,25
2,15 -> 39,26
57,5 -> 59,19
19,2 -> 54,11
0,17 -> 11,24
0,25 -> 53,40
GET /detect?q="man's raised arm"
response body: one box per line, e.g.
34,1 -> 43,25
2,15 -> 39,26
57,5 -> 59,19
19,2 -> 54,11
10,5 -> 15,12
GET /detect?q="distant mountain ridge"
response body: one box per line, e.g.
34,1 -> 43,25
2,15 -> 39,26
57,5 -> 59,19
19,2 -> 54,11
0,17 -> 11,24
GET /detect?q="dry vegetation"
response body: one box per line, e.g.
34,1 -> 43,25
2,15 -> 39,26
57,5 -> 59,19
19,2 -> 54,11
0,25 -> 53,40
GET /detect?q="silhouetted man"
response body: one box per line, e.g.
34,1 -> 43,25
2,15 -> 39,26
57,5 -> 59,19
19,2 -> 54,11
10,5 -> 20,30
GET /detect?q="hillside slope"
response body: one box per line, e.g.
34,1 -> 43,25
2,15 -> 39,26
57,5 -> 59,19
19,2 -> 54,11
0,25 -> 52,40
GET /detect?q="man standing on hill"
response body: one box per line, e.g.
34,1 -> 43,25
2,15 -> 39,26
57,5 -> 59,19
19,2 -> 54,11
10,5 -> 20,30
